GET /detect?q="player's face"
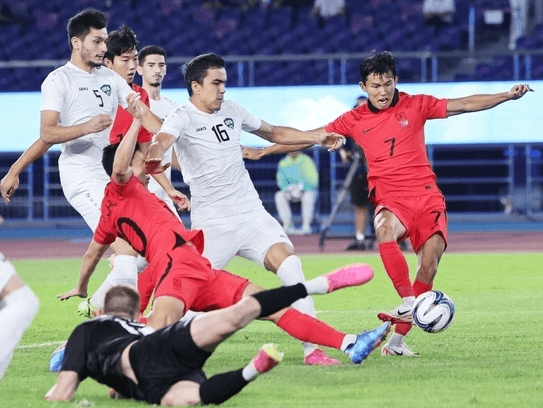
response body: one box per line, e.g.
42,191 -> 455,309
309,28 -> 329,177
137,54 -> 166,87
131,151 -> 150,188
192,67 -> 227,113
360,72 -> 398,110
106,49 -> 139,85
76,28 -> 108,68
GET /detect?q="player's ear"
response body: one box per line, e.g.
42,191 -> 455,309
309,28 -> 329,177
359,81 -> 367,92
104,57 -> 113,69
136,65 -> 143,76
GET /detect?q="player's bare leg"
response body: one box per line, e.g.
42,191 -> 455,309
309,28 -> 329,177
263,242 -> 341,365
147,295 -> 186,329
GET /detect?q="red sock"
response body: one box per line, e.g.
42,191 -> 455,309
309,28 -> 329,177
378,242 -> 413,298
413,279 -> 433,297
395,322 -> 412,336
276,309 -> 344,350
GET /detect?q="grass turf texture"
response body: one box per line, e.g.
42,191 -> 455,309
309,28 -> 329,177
1,253 -> 542,408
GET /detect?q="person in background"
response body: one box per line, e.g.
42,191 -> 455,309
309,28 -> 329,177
275,151 -> 318,235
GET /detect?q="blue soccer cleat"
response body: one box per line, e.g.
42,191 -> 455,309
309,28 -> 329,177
345,322 -> 391,364
49,341 -> 67,372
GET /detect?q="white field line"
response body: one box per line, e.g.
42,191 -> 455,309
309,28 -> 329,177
17,341 -> 64,350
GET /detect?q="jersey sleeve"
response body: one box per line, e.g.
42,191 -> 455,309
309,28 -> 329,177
93,214 -> 116,246
232,101 -> 262,132
160,109 -> 188,140
61,324 -> 89,380
416,94 -> 447,120
324,110 -> 355,137
41,72 -> 65,113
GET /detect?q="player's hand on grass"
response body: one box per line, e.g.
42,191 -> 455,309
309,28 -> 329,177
318,132 -> 346,152
1,172 -> 19,204
241,146 -> 264,160
509,84 -> 533,100
85,114 -> 113,134
169,190 -> 191,211
57,288 -> 87,301
145,159 -> 170,175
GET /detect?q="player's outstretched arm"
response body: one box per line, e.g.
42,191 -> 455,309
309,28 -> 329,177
145,132 -> 176,174
40,110 -> 112,144
1,138 -> 53,204
111,93 -> 143,185
446,84 -> 533,117
45,371 -> 79,401
57,239 -> 110,301
242,143 -> 313,160
252,122 -> 344,151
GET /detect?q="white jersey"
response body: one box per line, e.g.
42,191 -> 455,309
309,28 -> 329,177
41,62 -> 132,187
160,100 -> 263,221
149,95 -> 179,183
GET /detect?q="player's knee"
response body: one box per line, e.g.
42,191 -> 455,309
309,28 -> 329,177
6,286 -> 39,325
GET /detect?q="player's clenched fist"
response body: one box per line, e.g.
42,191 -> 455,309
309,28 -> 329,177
508,84 -> 533,100
85,114 -> 112,133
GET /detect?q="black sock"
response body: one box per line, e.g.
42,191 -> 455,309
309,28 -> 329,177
251,283 -> 308,318
199,369 -> 248,405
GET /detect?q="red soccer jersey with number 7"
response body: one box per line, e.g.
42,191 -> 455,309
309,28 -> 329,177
325,91 -> 447,199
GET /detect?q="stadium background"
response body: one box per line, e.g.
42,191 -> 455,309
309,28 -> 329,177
0,0 -> 542,243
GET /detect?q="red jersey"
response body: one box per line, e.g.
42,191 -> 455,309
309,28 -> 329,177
326,91 -> 447,198
109,83 -> 153,145
94,175 -> 204,264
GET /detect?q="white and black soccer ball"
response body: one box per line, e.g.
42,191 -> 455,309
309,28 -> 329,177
413,290 -> 455,333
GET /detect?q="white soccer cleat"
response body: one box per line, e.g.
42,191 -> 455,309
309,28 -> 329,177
377,304 -> 413,324
381,340 -> 420,357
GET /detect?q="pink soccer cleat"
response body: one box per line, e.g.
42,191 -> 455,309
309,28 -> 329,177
303,349 -> 342,366
251,343 -> 284,374
325,263 -> 374,293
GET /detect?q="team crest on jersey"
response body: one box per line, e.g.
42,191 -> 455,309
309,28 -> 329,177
396,112 -> 409,128
224,118 -> 234,129
100,84 -> 112,96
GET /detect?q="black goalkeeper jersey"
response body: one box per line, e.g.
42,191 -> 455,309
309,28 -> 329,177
61,315 -> 154,401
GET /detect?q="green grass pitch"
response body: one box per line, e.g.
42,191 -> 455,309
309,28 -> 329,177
1,252 -> 542,408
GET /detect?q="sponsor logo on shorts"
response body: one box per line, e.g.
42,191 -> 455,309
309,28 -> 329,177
100,84 -> 111,96
224,118 -> 234,129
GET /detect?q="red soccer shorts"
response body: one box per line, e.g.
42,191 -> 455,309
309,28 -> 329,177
375,192 -> 448,253
138,244 -> 250,314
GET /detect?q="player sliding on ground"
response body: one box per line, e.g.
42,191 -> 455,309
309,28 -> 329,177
47,284 -> 389,405
56,92 -> 390,368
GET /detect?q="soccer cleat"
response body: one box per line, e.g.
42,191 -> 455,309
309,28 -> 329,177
345,240 -> 366,251
325,263 -> 374,293
303,349 -> 342,366
251,343 -> 284,374
49,341 -> 67,372
381,340 -> 420,357
78,297 -> 98,319
345,321 -> 391,364
377,304 -> 413,324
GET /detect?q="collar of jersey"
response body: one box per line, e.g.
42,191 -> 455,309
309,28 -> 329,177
66,61 -> 99,75
367,89 -> 399,113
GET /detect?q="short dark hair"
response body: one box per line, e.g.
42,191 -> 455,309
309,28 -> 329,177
184,53 -> 225,96
359,51 -> 397,83
138,45 -> 167,65
66,8 -> 107,50
103,285 -> 140,318
105,25 -> 138,62
102,142 -> 141,176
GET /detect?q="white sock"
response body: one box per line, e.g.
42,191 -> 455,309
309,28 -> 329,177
304,276 -> 328,294
402,296 -> 415,310
340,334 -> 357,352
91,255 -> 137,308
355,231 -> 365,241
0,286 -> 39,379
276,255 -> 318,356
388,332 -> 404,346
242,362 -> 259,381
136,255 -> 148,274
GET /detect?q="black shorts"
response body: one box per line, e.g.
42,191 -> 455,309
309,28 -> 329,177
350,173 -> 369,207
129,319 -> 211,405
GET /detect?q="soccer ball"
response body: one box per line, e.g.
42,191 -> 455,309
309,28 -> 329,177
412,290 -> 455,333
